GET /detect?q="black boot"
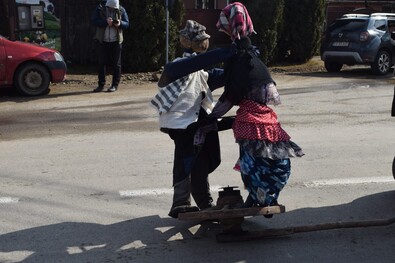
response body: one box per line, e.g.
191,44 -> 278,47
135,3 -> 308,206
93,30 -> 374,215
93,85 -> 104,92
191,177 -> 213,210
168,205 -> 199,218
168,178 -> 199,218
193,193 -> 213,210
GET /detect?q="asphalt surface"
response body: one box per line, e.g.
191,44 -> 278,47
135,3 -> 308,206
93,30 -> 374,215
0,66 -> 394,263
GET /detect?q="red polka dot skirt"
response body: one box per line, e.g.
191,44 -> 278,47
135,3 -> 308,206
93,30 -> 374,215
233,100 -> 290,142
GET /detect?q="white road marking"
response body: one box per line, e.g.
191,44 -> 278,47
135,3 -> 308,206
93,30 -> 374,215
119,188 -> 172,197
119,185 -> 225,197
0,197 -> 19,204
121,177 -> 394,197
304,176 -> 394,187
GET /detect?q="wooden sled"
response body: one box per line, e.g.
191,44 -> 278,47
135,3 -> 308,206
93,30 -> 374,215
178,186 -> 286,242
178,186 -> 395,242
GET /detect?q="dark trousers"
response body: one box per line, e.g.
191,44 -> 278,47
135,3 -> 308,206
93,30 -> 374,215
97,41 -> 122,87
168,128 -> 220,208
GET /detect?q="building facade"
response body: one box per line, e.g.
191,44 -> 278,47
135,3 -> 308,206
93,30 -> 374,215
182,0 -> 231,46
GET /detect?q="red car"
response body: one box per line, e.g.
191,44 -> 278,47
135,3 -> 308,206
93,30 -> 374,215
0,35 -> 66,96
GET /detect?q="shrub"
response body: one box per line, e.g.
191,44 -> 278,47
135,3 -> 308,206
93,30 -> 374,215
236,0 -> 324,64
122,0 -> 184,72
279,0 -> 325,63
241,0 -> 284,64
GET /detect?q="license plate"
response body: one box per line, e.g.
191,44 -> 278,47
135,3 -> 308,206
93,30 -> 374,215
332,42 -> 349,47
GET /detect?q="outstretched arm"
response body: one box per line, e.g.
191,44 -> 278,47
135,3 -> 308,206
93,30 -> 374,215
159,46 -> 236,87
207,68 -> 225,92
211,93 -> 234,118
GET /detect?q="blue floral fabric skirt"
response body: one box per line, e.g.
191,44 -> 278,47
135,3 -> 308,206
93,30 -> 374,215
239,145 -> 291,206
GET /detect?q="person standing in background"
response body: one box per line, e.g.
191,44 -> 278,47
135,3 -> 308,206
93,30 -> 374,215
91,0 -> 129,92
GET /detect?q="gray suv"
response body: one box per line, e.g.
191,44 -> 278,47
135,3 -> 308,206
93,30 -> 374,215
321,13 -> 395,75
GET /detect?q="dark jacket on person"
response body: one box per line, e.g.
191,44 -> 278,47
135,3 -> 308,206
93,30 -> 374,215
91,1 -> 129,44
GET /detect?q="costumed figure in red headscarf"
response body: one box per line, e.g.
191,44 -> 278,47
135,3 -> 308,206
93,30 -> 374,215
199,3 -> 304,211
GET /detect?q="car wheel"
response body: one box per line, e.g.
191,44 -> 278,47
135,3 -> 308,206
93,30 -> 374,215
393,157 -> 395,179
371,50 -> 392,75
14,63 -> 50,96
324,61 -> 343,72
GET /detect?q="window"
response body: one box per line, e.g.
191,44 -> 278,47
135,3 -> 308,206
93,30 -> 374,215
329,19 -> 367,34
373,19 -> 386,31
196,0 -> 216,9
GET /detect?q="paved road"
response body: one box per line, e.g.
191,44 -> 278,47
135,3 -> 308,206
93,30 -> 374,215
1,67 -> 394,263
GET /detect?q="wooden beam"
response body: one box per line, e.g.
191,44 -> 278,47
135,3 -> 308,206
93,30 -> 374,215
217,216 -> 395,242
178,205 -> 286,221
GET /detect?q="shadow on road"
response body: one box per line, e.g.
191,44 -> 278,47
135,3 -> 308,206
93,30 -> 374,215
0,215 -> 216,262
1,190 -> 394,262
0,87 -> 93,103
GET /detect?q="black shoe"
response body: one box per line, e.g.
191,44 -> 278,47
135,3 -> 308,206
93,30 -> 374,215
242,194 -> 254,208
93,86 -> 104,92
107,85 -> 117,92
168,205 -> 199,219
198,201 -> 213,210
263,200 -> 278,219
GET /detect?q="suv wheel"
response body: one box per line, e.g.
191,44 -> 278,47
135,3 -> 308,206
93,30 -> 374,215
324,61 -> 343,72
371,50 -> 392,75
393,157 -> 395,179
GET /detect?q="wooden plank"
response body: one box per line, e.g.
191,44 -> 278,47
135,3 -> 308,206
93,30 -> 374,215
178,205 -> 286,221
216,217 -> 395,242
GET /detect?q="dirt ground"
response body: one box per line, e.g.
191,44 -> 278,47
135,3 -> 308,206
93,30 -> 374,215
59,56 -> 326,89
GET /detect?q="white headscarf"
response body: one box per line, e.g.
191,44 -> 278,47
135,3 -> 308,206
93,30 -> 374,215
106,0 -> 119,9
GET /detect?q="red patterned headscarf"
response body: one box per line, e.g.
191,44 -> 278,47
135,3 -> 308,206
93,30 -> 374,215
216,2 -> 256,41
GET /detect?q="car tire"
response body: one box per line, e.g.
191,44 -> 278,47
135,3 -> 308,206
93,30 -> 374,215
324,61 -> 343,72
393,156 -> 395,179
14,63 -> 50,96
371,50 -> 392,75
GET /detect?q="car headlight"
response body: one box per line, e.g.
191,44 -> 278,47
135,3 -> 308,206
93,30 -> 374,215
54,52 -> 65,62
